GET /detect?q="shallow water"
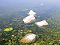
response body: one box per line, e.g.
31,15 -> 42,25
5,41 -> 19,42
0,0 -> 60,45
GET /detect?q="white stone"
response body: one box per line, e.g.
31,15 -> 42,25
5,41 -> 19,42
26,34 -> 36,41
20,33 -> 37,43
28,10 -> 36,16
35,20 -> 48,27
23,15 -> 36,23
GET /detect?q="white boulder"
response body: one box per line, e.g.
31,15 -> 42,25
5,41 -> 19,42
20,33 -> 37,43
35,20 -> 48,27
23,15 -> 36,23
28,10 -> 36,16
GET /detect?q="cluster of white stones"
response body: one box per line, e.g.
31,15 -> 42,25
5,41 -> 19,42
21,10 -> 48,43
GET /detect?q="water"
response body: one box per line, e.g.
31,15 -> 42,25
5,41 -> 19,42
0,0 -> 60,45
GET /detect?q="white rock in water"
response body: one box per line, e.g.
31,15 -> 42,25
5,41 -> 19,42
28,10 -> 36,15
35,20 -> 48,27
20,33 -> 37,43
23,15 -> 36,23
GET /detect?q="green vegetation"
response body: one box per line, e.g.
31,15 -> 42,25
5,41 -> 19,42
0,13 -> 60,45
